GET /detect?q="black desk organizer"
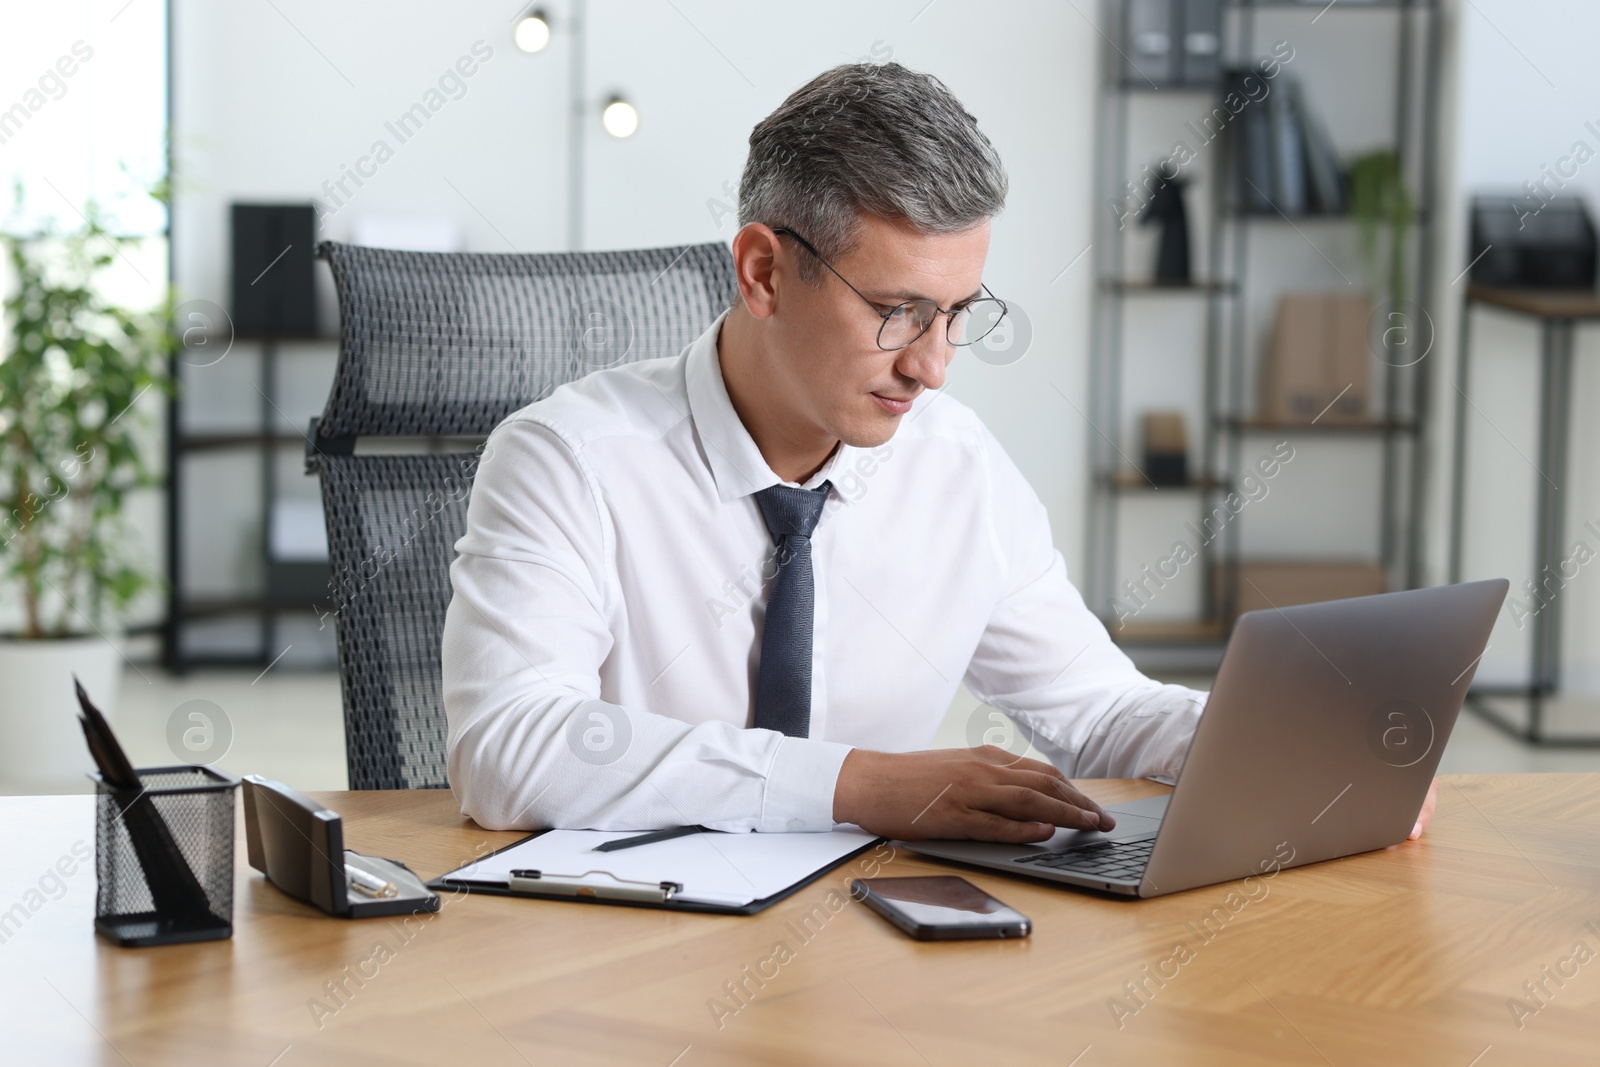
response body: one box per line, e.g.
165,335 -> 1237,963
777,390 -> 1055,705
93,765 -> 239,947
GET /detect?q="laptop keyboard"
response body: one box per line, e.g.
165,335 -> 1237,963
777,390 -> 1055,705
1014,838 -> 1154,881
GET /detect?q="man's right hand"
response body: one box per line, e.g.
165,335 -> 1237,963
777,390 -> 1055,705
831,747 -> 1115,842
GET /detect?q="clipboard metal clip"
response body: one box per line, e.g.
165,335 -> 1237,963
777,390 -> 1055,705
508,868 -> 683,903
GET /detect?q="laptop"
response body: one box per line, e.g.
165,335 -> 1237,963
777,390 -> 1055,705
902,579 -> 1509,898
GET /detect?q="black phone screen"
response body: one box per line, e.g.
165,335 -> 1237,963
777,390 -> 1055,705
852,876 -> 1032,940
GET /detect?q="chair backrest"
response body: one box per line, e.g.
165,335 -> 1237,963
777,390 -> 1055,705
308,241 -> 738,789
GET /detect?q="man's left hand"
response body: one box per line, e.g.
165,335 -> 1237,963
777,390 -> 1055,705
1409,777 -> 1439,840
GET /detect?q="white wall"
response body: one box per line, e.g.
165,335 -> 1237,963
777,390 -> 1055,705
166,0 -> 1600,698
169,0 -> 1101,635
575,0 -> 1102,574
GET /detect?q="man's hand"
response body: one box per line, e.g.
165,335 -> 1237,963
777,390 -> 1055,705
832,747 -> 1115,842
1408,777 -> 1439,840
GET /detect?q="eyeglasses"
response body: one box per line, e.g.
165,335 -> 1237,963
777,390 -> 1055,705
772,227 -> 1008,352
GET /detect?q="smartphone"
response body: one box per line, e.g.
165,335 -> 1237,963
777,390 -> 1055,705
851,876 -> 1031,941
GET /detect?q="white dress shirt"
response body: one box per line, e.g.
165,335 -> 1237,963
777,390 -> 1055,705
442,310 -> 1206,832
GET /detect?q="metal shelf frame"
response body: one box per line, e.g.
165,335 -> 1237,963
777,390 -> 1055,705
164,335 -> 334,672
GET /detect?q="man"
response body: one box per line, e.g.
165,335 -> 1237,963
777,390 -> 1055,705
442,63 -> 1439,843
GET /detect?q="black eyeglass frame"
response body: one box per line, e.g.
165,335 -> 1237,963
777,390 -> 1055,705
771,226 -> 1008,352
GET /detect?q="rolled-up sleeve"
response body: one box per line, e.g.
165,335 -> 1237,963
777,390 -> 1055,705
442,417 -> 852,833
961,424 -> 1207,784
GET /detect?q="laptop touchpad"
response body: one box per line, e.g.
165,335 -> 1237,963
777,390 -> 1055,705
1027,793 -> 1169,851
1105,794 -> 1171,821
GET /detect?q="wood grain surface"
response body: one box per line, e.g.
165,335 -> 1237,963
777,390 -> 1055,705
2,775 -> 1599,1066
1467,284 -> 1600,320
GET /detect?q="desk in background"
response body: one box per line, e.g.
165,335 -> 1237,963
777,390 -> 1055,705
1,776 -> 1598,1066
1451,285 -> 1600,744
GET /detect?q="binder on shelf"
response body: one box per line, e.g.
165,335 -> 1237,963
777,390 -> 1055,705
429,826 -> 884,915
1229,69 -> 1348,217
1180,0 -> 1223,84
1295,85 -> 1346,214
1123,0 -> 1174,85
230,203 -> 318,338
1230,67 -> 1277,213
1270,77 -> 1308,216
1122,0 -> 1222,88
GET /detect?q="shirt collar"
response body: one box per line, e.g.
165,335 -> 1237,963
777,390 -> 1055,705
684,310 -> 860,505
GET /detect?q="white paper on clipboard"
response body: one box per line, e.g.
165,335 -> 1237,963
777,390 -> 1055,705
447,827 -> 879,907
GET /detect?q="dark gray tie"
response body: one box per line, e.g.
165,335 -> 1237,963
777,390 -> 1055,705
752,481 -> 832,737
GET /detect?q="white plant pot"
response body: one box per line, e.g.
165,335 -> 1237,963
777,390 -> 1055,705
0,636 -> 122,794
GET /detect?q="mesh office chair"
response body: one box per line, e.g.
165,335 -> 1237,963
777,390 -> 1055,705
307,241 -> 738,789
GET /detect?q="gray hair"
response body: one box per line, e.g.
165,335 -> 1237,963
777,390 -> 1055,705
738,63 -> 1008,284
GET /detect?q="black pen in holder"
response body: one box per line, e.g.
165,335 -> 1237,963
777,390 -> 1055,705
93,765 -> 240,947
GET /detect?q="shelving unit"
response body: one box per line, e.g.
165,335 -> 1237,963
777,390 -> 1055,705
163,335 -> 336,672
1086,0 -> 1442,666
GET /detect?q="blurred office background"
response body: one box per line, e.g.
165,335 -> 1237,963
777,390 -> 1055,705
3,0 -> 1600,793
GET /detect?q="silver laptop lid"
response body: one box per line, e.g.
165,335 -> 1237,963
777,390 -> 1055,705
1142,579 -> 1507,897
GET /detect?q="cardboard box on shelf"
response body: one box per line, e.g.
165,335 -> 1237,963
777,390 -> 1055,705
1260,293 -> 1371,424
1215,561 -> 1388,619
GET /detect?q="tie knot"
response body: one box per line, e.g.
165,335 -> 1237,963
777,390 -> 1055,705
754,481 -> 831,544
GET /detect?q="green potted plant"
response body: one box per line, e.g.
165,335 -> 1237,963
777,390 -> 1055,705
0,212 -> 170,792
1348,148 -> 1416,308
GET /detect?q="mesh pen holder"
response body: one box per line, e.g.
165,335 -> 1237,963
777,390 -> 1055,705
93,765 -> 240,947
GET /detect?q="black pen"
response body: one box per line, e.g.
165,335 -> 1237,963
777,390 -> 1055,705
593,825 -> 707,853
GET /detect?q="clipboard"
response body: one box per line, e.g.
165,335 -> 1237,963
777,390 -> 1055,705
427,828 -> 884,915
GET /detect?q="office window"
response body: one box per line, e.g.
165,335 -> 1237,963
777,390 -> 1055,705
0,2 -> 167,240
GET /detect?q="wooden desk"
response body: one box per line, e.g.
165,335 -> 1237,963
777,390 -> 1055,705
3,776 -> 1599,1066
